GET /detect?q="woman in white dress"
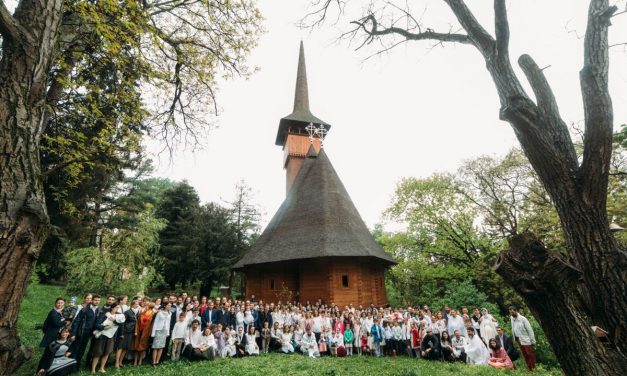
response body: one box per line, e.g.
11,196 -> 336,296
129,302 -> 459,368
464,327 -> 490,365
280,325 -> 294,353
478,308 -> 498,345
245,326 -> 260,355
221,327 -> 237,358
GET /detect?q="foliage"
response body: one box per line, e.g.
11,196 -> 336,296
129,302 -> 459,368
65,209 -> 166,296
155,181 -> 202,289
155,181 -> 261,294
194,203 -> 242,297
36,0 -> 264,281
381,173 -> 523,313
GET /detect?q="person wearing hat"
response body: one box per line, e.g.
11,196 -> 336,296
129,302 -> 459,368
62,297 -> 78,323
420,328 -> 441,361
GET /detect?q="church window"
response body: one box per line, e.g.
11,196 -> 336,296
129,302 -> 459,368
341,275 -> 349,288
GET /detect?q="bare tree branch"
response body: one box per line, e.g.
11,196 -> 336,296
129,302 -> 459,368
518,54 -> 560,117
444,0 -> 495,54
494,0 -> 509,61
0,0 -> 20,42
579,0 -> 617,206
351,14 -> 472,45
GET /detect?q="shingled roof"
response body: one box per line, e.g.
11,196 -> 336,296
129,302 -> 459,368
233,147 -> 396,269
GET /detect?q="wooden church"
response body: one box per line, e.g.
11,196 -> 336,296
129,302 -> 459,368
233,43 -> 395,307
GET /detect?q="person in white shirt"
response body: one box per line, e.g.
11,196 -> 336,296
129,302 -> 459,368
312,311 -> 323,341
464,327 -> 490,365
330,328 -> 344,356
479,308 -> 498,346
451,329 -> 467,362
300,326 -> 320,358
509,305 -> 536,371
170,312 -> 188,361
221,327 -> 237,358
150,303 -> 172,365
245,326 -> 260,355
447,310 -> 468,338
185,320 -> 204,360
195,327 -> 216,360
279,325 -> 294,353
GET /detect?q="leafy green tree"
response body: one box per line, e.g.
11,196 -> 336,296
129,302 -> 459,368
65,208 -> 165,296
194,203 -> 240,297
155,180 -> 202,289
0,1 -> 262,371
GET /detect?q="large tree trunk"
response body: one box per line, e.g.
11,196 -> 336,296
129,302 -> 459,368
496,232 -> 627,376
0,1 -> 63,375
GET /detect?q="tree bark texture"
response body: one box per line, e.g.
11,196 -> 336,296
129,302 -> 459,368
344,0 -> 627,374
0,1 -> 63,375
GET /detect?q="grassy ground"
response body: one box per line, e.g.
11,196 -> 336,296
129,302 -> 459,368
16,283 -> 562,376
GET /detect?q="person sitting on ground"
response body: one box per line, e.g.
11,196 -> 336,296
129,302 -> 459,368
246,325 -> 260,355
330,328 -> 344,356
300,325 -> 320,358
464,327 -> 490,365
37,327 -> 77,376
451,329 -> 467,362
440,331 -> 455,362
184,320 -> 205,361
488,337 -> 514,369
420,328 -> 441,360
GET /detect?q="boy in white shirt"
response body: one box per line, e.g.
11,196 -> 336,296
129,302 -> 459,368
171,312 -> 188,361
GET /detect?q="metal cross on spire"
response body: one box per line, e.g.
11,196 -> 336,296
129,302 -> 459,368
316,124 -> 328,148
305,123 -> 317,144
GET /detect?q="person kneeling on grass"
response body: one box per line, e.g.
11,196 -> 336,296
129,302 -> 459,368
420,328 -> 441,360
301,326 -> 320,358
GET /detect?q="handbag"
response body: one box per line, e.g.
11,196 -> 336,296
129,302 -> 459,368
318,342 -> 327,352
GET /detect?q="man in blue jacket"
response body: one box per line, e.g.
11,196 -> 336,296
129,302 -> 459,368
70,295 -> 101,367
201,300 -> 217,329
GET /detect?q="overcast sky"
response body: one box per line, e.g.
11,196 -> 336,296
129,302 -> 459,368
147,0 -> 627,229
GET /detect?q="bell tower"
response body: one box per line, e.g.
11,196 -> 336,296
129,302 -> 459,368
275,42 -> 331,194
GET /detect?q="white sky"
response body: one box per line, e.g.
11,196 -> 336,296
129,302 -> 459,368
147,0 -> 627,229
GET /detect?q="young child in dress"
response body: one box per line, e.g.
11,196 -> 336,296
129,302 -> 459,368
360,332 -> 370,356
261,321 -> 271,354
344,323 -> 354,356
318,330 -> 328,355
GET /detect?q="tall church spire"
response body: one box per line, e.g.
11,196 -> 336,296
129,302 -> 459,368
293,41 -> 310,113
275,42 -> 331,146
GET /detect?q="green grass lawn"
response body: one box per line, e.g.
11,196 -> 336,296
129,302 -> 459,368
16,283 -> 562,376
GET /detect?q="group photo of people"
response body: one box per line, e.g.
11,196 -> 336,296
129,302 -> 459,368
37,292 -> 537,375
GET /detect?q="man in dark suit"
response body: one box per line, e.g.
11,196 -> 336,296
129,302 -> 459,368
216,302 -> 230,328
202,301 -> 217,329
496,327 -> 519,361
256,306 -> 272,331
70,295 -> 101,367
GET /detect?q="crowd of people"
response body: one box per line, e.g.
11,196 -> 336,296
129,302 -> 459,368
37,292 -> 537,375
